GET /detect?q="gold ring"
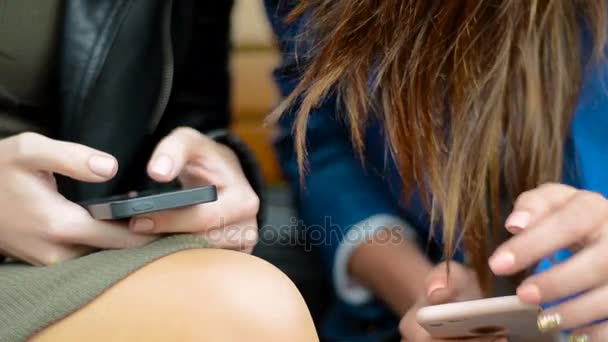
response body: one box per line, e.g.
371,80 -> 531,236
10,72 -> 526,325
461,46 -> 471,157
537,312 -> 563,333
569,334 -> 590,342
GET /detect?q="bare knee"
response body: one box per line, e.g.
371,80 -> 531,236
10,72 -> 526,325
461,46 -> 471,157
34,249 -> 317,341
148,249 -> 317,340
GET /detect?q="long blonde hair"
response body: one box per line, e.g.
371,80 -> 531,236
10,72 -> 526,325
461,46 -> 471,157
278,0 -> 608,290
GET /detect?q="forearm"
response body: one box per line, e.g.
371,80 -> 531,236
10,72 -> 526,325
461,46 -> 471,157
349,231 -> 432,316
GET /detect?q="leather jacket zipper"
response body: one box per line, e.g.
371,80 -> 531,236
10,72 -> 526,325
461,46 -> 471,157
149,0 -> 175,133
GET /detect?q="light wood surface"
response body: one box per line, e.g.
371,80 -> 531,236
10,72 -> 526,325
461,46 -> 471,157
230,1 -> 284,185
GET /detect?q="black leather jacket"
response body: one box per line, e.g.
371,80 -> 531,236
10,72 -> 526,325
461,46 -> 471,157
55,0 -> 263,210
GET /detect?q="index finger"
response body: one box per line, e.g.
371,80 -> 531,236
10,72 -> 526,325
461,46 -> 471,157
147,127 -> 211,182
490,191 -> 607,275
1,132 -> 118,182
506,183 -> 578,232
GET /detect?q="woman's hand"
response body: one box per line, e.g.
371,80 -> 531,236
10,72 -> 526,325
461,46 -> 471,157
0,133 -> 156,266
400,262 -> 506,342
490,183 -> 608,339
129,128 -> 260,253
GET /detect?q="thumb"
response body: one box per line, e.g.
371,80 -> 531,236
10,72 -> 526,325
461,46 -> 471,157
147,127 -> 208,183
425,262 -> 474,305
3,133 -> 117,182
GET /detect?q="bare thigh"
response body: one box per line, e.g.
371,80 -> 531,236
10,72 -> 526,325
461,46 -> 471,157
32,249 -> 318,341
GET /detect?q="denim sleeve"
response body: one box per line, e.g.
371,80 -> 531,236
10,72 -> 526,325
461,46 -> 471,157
264,0 -> 408,274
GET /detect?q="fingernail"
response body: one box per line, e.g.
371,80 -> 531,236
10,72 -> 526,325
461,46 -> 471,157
88,155 -> 117,177
537,312 -> 563,333
131,218 -> 155,232
517,283 -> 541,303
569,334 -> 590,342
426,282 -> 446,297
489,251 -> 515,273
505,211 -> 530,231
150,155 -> 173,177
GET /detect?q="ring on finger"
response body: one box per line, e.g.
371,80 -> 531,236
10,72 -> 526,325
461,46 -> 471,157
538,312 -> 563,333
569,334 -> 590,342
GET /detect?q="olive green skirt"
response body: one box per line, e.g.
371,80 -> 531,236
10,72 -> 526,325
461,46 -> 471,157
0,234 -> 211,341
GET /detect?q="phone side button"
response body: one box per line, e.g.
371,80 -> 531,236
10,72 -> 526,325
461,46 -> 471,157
132,202 -> 155,212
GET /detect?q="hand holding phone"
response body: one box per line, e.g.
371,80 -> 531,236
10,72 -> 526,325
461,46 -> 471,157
400,262 -> 500,342
125,128 -> 260,253
0,133 -> 155,266
401,261 -> 556,342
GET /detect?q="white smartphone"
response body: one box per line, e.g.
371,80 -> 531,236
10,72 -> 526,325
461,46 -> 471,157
417,296 -> 556,342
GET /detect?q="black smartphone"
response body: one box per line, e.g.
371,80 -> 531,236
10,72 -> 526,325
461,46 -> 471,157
81,186 -> 218,220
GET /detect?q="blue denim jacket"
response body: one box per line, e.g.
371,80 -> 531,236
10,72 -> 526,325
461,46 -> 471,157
264,1 -> 608,340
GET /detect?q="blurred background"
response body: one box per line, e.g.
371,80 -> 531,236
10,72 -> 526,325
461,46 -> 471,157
231,0 -> 280,185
